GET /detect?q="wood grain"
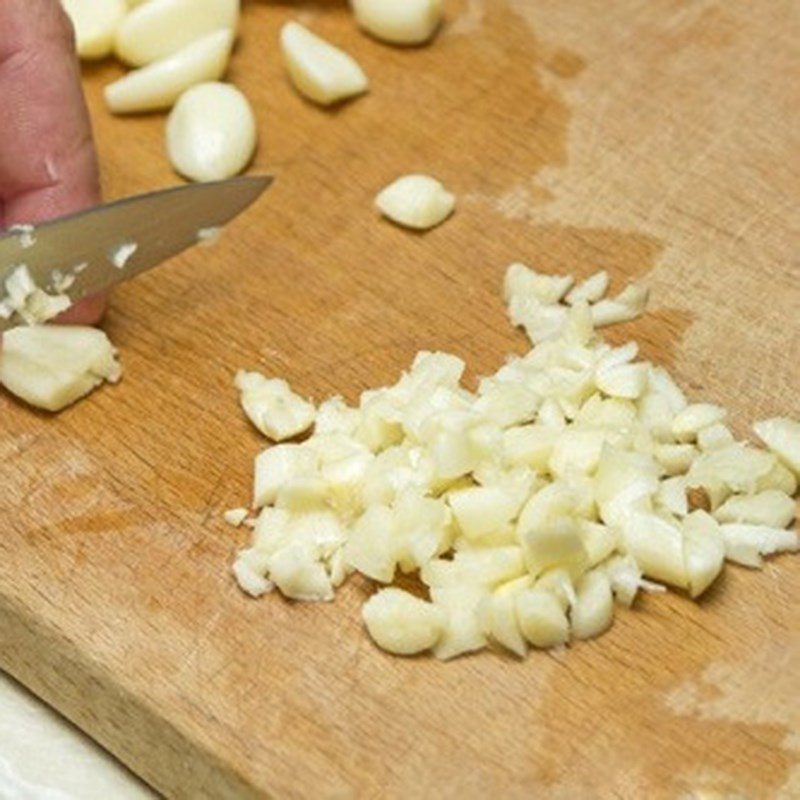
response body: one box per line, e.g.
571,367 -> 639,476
2,1 -> 799,797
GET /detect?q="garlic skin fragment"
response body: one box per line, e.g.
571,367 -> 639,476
362,588 -> 446,655
62,0 -> 127,60
105,28 -> 234,114
167,82 -> 257,182
351,0 -> 443,46
375,175 -> 456,231
0,325 -> 121,412
115,0 -> 240,67
235,371 -> 315,442
754,418 -> 800,477
280,22 -> 369,107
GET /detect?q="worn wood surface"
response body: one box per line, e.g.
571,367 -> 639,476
2,1 -> 799,797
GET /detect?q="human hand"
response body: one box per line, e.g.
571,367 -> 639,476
0,0 -> 106,325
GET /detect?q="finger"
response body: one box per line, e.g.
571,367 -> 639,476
0,0 -> 106,326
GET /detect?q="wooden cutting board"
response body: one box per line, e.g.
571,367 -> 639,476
2,1 -> 799,797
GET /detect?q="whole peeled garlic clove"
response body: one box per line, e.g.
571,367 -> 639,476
115,0 -> 240,67
351,0 -> 444,46
62,0 -> 127,60
105,28 -> 234,114
280,21 -> 369,107
167,82 -> 257,182
375,174 -> 456,230
0,325 -> 121,412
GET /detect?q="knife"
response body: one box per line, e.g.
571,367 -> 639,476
0,175 -> 272,333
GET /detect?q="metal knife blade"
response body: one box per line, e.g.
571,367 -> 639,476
0,175 -> 272,333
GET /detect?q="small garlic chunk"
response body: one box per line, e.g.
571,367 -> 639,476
714,490 -> 796,529
362,588 -> 446,655
754,417 -> 800,478
280,22 -> 369,107
105,28 -> 234,114
223,507 -> 249,527
351,0 -> 443,46
235,371 -> 315,442
1,265 -> 71,326
167,82 -> 257,182
62,0 -> 127,60
570,569 -> 614,640
591,283 -> 649,327
566,270 -> 609,305
0,325 -> 121,412
720,523 -> 799,568
515,588 -> 569,648
375,174 -> 455,231
115,0 -> 240,67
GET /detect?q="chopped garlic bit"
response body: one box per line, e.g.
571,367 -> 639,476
0,325 -> 121,412
376,174 -> 456,231
9,224 -> 36,249
110,241 -> 138,269
280,22 -> 369,107
235,371 -> 316,442
230,262 -> 799,661
0,265 -> 71,326
352,0 -> 444,46
197,227 -> 222,246
223,507 -> 249,527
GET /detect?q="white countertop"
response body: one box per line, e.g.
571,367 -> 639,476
0,671 -> 157,800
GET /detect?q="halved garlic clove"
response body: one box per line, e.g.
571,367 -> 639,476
351,0 -> 444,45
0,325 -> 121,412
105,28 -> 234,113
62,0 -> 127,60
362,588 -> 446,655
280,21 -> 369,107
115,0 -> 239,66
375,174 -> 455,231
166,82 -> 257,182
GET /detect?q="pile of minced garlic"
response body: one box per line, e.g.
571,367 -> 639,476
226,263 -> 799,660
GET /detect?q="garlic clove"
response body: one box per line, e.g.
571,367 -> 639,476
115,0 -> 239,67
351,0 -> 444,46
375,174 -> 455,231
0,325 -> 121,412
280,21 -> 368,107
167,82 -> 257,182
105,28 -> 234,114
62,0 -> 127,60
